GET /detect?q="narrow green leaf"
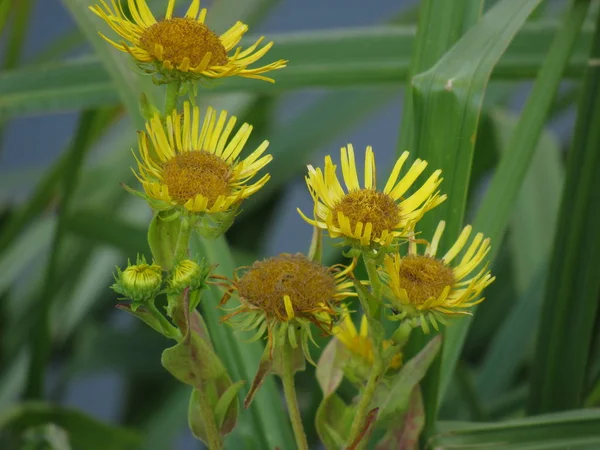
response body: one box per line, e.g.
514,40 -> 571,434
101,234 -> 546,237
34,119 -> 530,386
398,0 -> 545,435
25,110 -> 100,399
397,0 -> 483,153
0,402 -> 141,450
529,4 -> 600,413
442,0 -> 591,406
0,22 -> 593,118
431,409 -> 600,449
475,108 -> 563,403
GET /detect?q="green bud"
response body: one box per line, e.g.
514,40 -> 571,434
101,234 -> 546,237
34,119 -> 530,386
113,256 -> 163,302
168,258 -> 209,294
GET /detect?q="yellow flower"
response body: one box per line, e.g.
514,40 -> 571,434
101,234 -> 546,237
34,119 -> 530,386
298,145 -> 446,248
334,308 -> 402,370
133,102 -> 271,215
90,0 -> 286,83
380,221 -> 495,333
221,254 -> 356,358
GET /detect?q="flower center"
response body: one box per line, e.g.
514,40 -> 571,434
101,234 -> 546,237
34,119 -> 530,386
236,254 -> 338,318
332,189 -> 400,239
140,18 -> 228,68
397,255 -> 455,305
163,150 -> 231,206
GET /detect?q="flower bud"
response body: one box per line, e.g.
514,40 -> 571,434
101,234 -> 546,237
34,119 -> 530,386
113,257 -> 163,302
168,258 -> 209,294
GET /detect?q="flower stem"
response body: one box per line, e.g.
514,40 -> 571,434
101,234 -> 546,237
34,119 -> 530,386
346,358 -> 382,448
174,218 -> 192,261
195,387 -> 223,450
164,79 -> 182,116
281,344 -> 309,450
147,302 -> 181,340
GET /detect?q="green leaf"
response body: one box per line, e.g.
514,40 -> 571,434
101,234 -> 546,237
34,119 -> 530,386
475,107 -> 563,403
442,0 -> 591,407
528,3 -> 600,413
0,22 -> 593,118
377,336 -> 441,424
316,339 -> 345,397
147,211 -> 181,270
0,402 -> 141,450
376,388 -> 424,450
430,409 -> 600,449
398,0 -> 545,434
315,394 -> 355,450
214,380 -> 245,432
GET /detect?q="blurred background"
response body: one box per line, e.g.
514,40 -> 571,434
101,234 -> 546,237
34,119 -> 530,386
1,0 -> 598,449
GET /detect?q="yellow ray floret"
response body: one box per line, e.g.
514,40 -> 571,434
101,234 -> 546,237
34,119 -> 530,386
298,145 -> 446,247
380,221 -> 495,333
90,0 -> 286,82
134,101 -> 272,213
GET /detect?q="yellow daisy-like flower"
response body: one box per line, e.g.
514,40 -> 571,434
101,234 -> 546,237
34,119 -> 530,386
379,221 -> 495,333
298,144 -> 446,249
133,101 -> 272,216
221,253 -> 356,358
90,0 -> 286,83
333,308 -> 402,370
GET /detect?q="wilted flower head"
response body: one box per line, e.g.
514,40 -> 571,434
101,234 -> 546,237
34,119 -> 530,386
221,253 -> 356,361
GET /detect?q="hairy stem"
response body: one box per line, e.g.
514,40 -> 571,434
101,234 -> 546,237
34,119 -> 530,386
195,387 -> 223,450
346,358 -> 382,448
281,344 -> 309,450
164,79 -> 182,116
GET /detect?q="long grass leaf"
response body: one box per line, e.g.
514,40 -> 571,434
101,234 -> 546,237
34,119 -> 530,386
528,4 -> 600,413
442,0 -> 591,406
0,22 -> 593,118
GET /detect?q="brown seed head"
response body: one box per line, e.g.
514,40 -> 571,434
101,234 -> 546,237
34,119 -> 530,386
140,18 -> 228,67
163,150 -> 231,206
397,255 -> 455,305
332,189 -> 400,239
236,254 -> 338,319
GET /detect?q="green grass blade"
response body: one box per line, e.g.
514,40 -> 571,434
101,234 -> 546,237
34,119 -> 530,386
396,0 -> 485,437
473,108 -> 563,403
0,402 -> 142,450
24,110 -> 99,399
0,22 -> 593,118
399,0 -> 544,435
431,409 -> 600,449
528,5 -> 600,414
442,0 -> 591,406
397,0 -> 483,153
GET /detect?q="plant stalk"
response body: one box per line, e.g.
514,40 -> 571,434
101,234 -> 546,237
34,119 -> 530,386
281,344 -> 309,450
174,218 -> 192,262
195,387 -> 223,450
346,358 -> 382,448
164,79 -> 182,116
